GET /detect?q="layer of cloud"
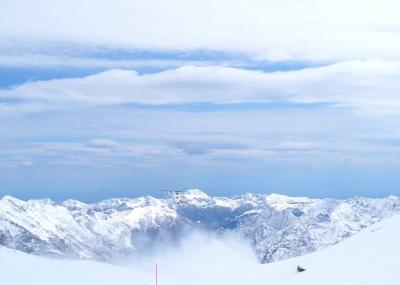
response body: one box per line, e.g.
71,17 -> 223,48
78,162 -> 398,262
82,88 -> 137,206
1,107 -> 399,197
2,134 -> 400,169
135,231 -> 261,285
2,60 -> 400,117
0,54 -> 195,69
1,0 -> 400,61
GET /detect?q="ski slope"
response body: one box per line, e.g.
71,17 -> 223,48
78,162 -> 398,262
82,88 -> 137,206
1,213 -> 399,285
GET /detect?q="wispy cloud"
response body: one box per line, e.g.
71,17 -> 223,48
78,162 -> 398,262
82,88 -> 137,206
1,0 -> 400,61
2,60 -> 400,117
2,134 -> 400,169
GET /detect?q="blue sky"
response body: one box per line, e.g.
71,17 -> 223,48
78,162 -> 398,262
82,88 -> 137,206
1,0 -> 400,201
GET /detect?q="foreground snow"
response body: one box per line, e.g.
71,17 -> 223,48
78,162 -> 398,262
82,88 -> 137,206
1,213 -> 399,285
0,248 -> 145,285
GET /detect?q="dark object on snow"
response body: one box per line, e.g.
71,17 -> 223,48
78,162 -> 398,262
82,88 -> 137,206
297,265 -> 306,272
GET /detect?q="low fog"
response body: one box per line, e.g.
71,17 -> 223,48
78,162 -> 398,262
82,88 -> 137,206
133,231 -> 263,285
1,231 -> 271,285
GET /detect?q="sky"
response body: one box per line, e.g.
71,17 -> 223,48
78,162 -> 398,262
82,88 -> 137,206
1,0 -> 400,201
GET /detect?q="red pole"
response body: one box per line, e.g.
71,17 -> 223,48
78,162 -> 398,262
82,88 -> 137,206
156,264 -> 158,285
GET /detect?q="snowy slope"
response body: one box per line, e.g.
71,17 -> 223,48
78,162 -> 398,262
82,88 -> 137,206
259,213 -> 400,285
0,247 -> 144,285
0,189 -> 399,263
158,213 -> 400,285
1,214 -> 399,285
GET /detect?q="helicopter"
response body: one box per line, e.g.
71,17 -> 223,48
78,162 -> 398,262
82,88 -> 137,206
160,190 -> 187,206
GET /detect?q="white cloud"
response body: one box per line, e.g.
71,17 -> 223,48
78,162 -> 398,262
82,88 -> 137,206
0,53 -> 223,69
2,60 -> 400,116
1,0 -> 400,61
2,132 -> 400,169
0,141 -> 187,168
1,60 -> 400,169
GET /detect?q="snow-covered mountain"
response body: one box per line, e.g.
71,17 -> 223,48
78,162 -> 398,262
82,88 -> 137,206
2,212 -> 400,285
0,189 -> 399,263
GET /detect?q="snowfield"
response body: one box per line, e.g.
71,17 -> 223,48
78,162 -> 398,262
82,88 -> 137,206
260,213 -> 400,285
1,213 -> 399,285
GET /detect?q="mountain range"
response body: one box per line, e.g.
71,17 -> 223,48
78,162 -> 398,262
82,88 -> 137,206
0,189 -> 399,263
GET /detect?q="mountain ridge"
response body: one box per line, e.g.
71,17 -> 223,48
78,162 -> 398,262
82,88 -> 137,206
0,189 -> 399,263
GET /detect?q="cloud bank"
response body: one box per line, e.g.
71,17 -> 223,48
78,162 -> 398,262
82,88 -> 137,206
2,60 -> 400,117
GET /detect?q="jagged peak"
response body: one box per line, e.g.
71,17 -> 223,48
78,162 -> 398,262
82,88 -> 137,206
62,199 -> 88,209
266,193 -> 312,204
27,198 -> 54,205
385,195 -> 399,200
0,195 -> 24,204
91,195 -> 167,212
182,189 -> 210,200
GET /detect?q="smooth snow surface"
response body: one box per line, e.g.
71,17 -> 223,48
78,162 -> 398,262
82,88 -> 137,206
260,213 -> 400,285
1,213 -> 399,285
